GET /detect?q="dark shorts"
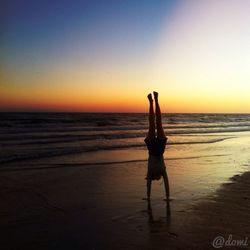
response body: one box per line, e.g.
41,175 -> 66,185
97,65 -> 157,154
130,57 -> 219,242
144,137 -> 167,156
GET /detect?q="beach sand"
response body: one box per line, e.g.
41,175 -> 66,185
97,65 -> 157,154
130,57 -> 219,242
1,134 -> 250,249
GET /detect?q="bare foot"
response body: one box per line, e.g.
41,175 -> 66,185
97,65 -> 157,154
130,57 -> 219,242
147,93 -> 153,102
153,91 -> 158,101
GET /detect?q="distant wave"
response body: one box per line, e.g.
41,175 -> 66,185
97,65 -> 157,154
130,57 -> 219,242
1,122 -> 250,145
0,136 -> 235,165
2,122 -> 250,134
1,112 -> 249,167
1,122 -> 250,141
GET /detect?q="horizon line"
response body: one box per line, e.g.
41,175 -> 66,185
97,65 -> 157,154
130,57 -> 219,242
1,110 -> 250,115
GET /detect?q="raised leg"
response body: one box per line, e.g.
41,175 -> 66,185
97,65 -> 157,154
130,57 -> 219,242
146,93 -> 155,140
154,91 -> 166,139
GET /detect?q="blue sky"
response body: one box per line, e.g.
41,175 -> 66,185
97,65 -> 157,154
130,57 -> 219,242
3,0 -> 177,71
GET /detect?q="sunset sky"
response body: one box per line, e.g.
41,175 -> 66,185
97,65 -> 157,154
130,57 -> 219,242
2,0 -> 250,112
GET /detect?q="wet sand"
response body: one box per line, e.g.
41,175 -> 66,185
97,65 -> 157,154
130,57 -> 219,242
147,171 -> 250,250
1,135 -> 250,249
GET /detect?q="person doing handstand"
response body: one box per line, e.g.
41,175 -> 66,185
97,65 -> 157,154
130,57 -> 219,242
145,91 -> 170,201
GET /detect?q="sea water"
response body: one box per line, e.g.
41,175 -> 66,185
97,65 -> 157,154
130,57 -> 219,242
1,112 -> 250,168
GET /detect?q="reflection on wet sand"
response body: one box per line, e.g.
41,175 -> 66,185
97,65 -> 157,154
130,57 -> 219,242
147,200 -> 171,228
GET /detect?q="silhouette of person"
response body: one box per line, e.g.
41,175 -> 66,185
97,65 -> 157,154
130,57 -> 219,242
145,91 -> 170,201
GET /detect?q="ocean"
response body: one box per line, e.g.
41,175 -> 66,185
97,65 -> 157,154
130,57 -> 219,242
1,112 -> 250,166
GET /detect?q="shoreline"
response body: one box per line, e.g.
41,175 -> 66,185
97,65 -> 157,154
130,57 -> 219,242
147,171 -> 250,249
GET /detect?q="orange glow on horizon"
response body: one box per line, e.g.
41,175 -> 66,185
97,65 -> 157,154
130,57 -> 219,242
2,0 -> 249,113
1,89 -> 250,113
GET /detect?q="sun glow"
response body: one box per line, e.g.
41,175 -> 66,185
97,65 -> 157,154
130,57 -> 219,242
2,0 -> 250,112
151,0 -> 250,112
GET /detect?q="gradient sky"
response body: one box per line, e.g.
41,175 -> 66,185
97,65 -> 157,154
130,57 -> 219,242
1,0 -> 250,112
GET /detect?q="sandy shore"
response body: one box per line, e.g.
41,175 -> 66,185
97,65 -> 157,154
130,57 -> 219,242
147,171 -> 250,250
0,156 -> 250,249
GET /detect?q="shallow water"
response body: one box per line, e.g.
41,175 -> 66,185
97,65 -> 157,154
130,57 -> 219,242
1,112 -> 250,164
